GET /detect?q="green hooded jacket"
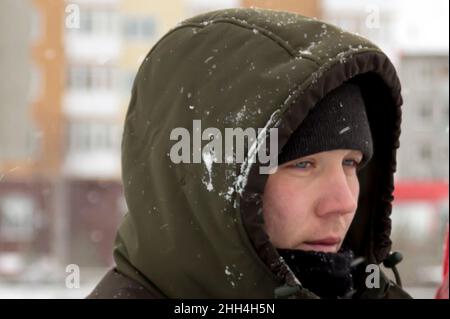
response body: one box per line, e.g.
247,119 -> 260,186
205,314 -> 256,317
88,7 -> 412,299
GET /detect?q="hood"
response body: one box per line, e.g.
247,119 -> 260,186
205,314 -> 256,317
113,7 -> 403,298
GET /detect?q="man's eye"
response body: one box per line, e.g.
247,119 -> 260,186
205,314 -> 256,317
343,159 -> 361,168
293,161 -> 314,169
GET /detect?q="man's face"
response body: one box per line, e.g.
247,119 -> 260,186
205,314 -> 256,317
262,149 -> 363,253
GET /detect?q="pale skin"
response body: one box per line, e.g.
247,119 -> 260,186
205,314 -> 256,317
263,149 -> 363,253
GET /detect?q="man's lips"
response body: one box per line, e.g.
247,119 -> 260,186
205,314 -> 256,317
303,237 -> 341,246
300,237 -> 342,252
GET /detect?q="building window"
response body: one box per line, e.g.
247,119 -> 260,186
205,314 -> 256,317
123,16 -> 157,40
67,121 -> 120,153
28,65 -> 43,102
67,65 -> 88,89
91,65 -> 113,89
30,6 -> 43,41
66,64 -> 115,90
0,195 -> 34,242
419,144 -> 433,161
79,9 -> 93,33
25,124 -> 40,157
73,8 -> 118,35
419,102 -> 433,121
124,19 -> 138,37
142,18 -> 156,37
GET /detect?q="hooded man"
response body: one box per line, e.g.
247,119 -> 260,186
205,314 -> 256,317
88,7 -> 411,299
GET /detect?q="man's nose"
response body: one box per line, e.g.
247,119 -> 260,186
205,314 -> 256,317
315,171 -> 358,218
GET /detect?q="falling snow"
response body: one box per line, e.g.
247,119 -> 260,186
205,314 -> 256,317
202,150 -> 214,191
339,126 -> 351,135
224,265 -> 244,288
204,56 -> 214,63
298,41 -> 317,55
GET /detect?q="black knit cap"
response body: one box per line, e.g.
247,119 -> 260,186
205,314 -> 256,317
278,82 -> 373,168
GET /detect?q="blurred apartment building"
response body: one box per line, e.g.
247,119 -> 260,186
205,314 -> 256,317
0,0 -> 448,286
0,0 -> 185,278
0,0 -> 65,278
